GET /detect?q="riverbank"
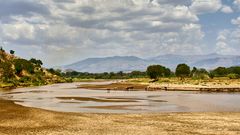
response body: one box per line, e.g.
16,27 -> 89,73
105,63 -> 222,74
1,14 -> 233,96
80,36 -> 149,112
79,78 -> 240,92
0,99 -> 240,135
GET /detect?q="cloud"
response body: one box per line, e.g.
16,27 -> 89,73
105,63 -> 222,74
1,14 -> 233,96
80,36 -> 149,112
190,0 -> 222,14
234,0 -> 240,9
0,0 -> 208,67
232,17 -> 240,26
0,0 -> 50,17
216,29 -> 240,54
221,5 -> 233,13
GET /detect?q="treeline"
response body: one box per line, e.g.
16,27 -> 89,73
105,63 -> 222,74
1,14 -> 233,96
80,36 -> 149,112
61,64 -> 240,80
62,71 -> 146,79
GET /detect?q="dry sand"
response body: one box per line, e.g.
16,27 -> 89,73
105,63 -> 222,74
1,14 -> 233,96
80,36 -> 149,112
0,99 -> 240,135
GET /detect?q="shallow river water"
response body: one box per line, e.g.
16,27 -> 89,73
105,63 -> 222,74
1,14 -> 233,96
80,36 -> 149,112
1,82 -> 240,113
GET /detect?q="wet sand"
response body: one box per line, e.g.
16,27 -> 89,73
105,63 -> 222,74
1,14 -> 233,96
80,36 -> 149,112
78,82 -> 148,91
1,99 -> 240,135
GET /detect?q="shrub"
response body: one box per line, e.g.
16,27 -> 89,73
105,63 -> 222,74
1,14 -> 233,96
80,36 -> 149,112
13,59 -> 35,75
227,73 -> 239,79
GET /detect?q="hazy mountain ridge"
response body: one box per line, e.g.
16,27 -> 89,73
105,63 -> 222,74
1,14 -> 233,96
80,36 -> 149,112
62,54 -> 240,73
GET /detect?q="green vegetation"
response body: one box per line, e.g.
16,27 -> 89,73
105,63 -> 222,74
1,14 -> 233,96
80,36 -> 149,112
13,59 -> 35,75
62,71 -> 146,80
175,64 -> 190,80
0,48 -> 66,89
146,65 -> 171,81
2,47 -> 240,88
9,50 -> 14,55
29,58 -> 43,67
62,63 -> 240,81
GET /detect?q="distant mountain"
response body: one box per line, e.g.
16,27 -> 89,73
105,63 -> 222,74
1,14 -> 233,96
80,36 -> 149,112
62,54 -> 240,73
150,53 -> 240,69
63,56 -> 153,73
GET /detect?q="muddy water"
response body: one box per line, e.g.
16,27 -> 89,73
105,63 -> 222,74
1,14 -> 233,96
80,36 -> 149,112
1,82 -> 240,113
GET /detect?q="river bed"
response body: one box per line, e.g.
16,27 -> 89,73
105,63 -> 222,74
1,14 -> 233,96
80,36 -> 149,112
1,82 -> 240,113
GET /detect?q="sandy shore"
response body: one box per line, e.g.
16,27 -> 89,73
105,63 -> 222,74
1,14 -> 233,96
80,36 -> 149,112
1,99 -> 240,135
79,82 -> 240,92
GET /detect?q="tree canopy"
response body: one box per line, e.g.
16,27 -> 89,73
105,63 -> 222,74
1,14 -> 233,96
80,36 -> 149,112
175,64 -> 190,79
146,65 -> 169,80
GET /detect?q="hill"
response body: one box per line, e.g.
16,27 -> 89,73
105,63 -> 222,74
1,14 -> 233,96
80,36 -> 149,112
0,49 -> 65,89
63,56 -> 153,73
62,54 -> 240,72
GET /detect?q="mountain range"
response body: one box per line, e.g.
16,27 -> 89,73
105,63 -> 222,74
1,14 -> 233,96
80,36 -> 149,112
62,53 -> 240,73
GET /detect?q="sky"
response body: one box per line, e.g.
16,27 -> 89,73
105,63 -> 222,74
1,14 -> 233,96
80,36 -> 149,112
0,0 -> 240,67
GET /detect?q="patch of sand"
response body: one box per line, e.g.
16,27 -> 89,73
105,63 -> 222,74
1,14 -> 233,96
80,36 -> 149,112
0,99 -> 240,135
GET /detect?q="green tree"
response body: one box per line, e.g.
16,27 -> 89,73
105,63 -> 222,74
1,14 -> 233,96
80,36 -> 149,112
164,68 -> 171,77
29,58 -> 43,67
175,64 -> 190,80
228,66 -> 240,75
14,59 -> 35,75
146,65 -> 167,80
10,50 -> 15,55
211,67 -> 228,77
0,46 -> 5,52
190,67 -> 197,77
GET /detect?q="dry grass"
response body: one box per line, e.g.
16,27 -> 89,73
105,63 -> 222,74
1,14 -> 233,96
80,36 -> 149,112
0,99 -> 240,135
128,77 -> 240,87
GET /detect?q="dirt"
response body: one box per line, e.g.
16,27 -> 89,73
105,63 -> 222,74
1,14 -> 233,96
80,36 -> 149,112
0,99 -> 240,135
78,82 -> 148,91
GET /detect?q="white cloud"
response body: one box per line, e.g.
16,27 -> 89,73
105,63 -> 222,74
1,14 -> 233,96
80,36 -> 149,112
216,29 -> 240,55
0,0 -> 207,67
231,17 -> 240,26
221,5 -> 233,13
234,0 -> 240,9
190,0 -> 222,14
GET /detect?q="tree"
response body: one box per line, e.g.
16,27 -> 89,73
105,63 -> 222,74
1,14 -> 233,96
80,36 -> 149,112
190,67 -> 197,77
175,63 -> 190,80
48,68 -> 62,76
13,59 -> 35,75
191,67 -> 209,79
164,68 -> 171,77
228,66 -> 240,75
0,61 -> 15,82
0,46 -> 5,52
130,71 -> 146,78
146,65 -> 167,81
29,58 -> 43,67
211,67 -> 228,77
10,50 -> 15,55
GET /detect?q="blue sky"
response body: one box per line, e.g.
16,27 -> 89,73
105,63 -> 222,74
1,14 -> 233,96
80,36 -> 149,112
0,0 -> 240,67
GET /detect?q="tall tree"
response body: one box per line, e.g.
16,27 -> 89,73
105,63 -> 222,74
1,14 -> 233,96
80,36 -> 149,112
146,65 -> 167,81
175,63 -> 190,80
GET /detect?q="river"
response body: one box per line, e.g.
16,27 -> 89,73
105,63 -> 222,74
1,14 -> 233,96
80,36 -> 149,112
1,82 -> 240,113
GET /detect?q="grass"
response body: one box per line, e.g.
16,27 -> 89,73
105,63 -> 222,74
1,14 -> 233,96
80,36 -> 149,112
127,77 -> 240,87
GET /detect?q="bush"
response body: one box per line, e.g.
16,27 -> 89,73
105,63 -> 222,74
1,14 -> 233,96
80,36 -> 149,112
14,59 -> 35,75
227,73 -> 239,79
0,61 -> 15,82
19,76 -> 31,83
